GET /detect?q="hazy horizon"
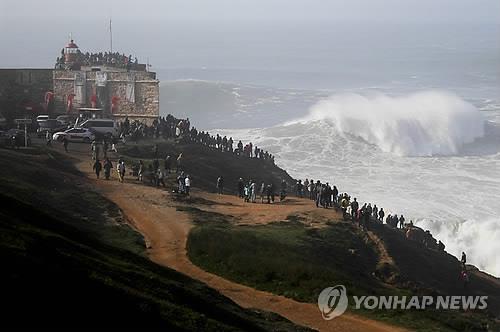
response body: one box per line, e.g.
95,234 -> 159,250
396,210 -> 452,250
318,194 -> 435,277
1,0 -> 500,79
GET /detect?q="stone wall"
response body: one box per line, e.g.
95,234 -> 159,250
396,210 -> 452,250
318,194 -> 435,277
0,69 -> 53,121
53,69 -> 159,123
0,68 -> 159,124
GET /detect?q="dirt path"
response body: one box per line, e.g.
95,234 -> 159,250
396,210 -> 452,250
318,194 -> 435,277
366,231 -> 399,270
191,191 -> 343,228
75,155 -> 408,332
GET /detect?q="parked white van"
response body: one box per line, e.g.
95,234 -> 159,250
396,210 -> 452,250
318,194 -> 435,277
36,115 -> 50,122
79,119 -> 118,137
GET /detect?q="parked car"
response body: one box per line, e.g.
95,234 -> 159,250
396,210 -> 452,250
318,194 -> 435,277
37,119 -> 67,138
56,115 -> 76,126
53,127 -> 95,143
79,119 -> 118,137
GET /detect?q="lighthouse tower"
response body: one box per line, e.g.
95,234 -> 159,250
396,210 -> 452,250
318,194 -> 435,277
64,39 -> 80,70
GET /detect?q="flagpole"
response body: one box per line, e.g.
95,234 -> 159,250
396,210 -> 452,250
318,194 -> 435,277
109,19 -> 113,53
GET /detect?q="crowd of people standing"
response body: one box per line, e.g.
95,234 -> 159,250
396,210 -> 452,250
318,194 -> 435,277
55,50 -> 142,71
227,172 -> 446,255
117,115 -> 275,164
231,177 -> 289,204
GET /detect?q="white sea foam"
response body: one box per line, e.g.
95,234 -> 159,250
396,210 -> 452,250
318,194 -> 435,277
287,91 -> 485,156
418,217 -> 500,276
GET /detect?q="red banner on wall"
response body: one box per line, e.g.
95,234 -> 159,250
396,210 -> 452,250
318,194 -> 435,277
111,96 -> 120,114
67,94 -> 75,113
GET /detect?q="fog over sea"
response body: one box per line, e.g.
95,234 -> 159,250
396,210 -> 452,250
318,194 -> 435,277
157,22 -> 500,277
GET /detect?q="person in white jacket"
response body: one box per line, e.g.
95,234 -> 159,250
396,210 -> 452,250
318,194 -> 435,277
250,181 -> 256,203
117,160 -> 126,183
185,175 -> 191,196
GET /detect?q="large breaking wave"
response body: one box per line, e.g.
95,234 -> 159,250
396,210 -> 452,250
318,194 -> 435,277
288,91 -> 485,156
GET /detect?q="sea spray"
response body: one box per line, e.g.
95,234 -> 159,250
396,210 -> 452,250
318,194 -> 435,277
289,91 -> 485,156
418,217 -> 500,276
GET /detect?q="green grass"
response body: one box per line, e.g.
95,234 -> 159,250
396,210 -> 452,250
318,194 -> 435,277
187,219 -> 493,331
188,222 -> 378,300
0,147 -> 146,255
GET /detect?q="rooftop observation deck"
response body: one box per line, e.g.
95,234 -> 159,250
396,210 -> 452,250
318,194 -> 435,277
56,46 -> 150,73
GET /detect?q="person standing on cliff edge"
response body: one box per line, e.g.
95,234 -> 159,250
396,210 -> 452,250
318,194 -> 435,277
217,176 -> 224,195
237,178 -> 244,197
185,175 -> 191,196
350,198 -> 359,220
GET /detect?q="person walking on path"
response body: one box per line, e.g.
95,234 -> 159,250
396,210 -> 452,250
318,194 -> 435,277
93,159 -> 102,179
156,168 -> 165,187
111,137 -> 118,153
117,159 -> 126,183
103,158 -> 113,180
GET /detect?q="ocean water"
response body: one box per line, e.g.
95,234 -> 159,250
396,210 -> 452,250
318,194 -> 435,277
157,22 -> 500,277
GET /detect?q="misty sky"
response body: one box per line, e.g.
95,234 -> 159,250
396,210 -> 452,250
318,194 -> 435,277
1,0 -> 499,73
1,0 -> 500,22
